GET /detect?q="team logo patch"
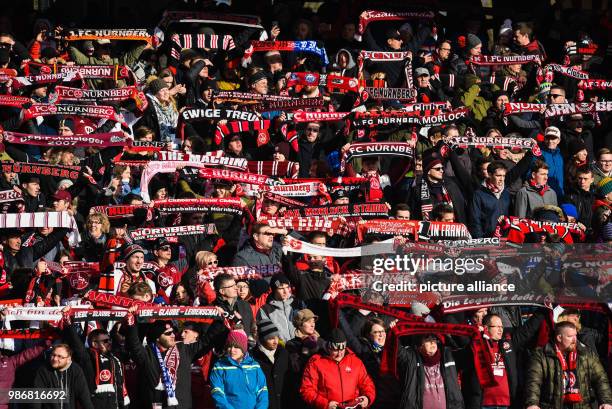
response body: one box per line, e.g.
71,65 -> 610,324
99,369 -> 111,382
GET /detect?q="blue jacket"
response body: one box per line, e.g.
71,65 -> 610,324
539,145 -> 564,198
210,354 -> 269,409
470,184 -> 512,238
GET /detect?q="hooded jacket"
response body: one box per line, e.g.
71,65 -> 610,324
209,353 -> 269,409
32,361 -> 95,409
257,296 -> 306,342
334,49 -> 358,78
300,349 -> 376,409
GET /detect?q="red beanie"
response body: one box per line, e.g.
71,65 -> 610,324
226,330 -> 248,353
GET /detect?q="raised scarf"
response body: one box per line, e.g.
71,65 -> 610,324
286,72 -> 359,93
357,10 -> 435,40
494,216 -> 586,244
180,107 -> 259,123
578,79 -> 612,90
470,54 -> 540,65
155,151 -> 248,170
159,10 -> 263,30
152,343 -> 180,407
247,161 -> 299,178
25,62 -> 134,81
154,197 -> 244,216
282,203 -> 389,218
419,177 -> 452,221
10,72 -> 81,89
555,344 -> 582,404
2,161 -> 81,180
85,290 -> 154,308
260,216 -> 345,235
214,119 -> 272,146
243,41 -> 329,65
329,293 -> 422,328
292,111 -> 348,122
51,85 -> 146,108
127,224 -> 217,241
21,103 -> 125,125
282,235 -> 394,258
253,97 -> 324,112
544,101 -> 612,118
341,141 -> 414,171
169,33 -> 235,65
364,86 -> 416,101
213,91 -> 290,105
65,28 -> 151,42
450,134 -> 541,156
542,63 -> 589,80
198,264 -> 281,281
4,131 -> 128,148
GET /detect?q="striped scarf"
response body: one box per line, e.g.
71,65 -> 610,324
419,178 -> 452,221
169,33 -> 235,65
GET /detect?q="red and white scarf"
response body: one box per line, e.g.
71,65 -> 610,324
356,10 -> 435,40
260,216 -> 345,235
128,224 -> 217,241
65,28 -> 151,42
4,131 -> 128,148
470,54 -> 540,65
21,103 -> 125,125
555,344 -> 582,404
577,79 -> 612,90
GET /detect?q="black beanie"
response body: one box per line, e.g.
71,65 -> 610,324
148,78 -> 168,95
327,328 -> 347,350
147,320 -> 172,341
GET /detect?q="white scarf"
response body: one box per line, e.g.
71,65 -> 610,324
258,344 -> 276,364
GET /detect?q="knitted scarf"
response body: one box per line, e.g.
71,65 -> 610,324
282,203 -> 389,218
419,177 -> 452,221
151,343 -> 180,407
90,349 -> 116,393
243,41 -> 329,65
470,54 -> 540,65
247,161 -> 299,178
529,179 -> 549,196
357,10 -> 435,39
364,86 -> 416,101
149,95 -> 178,141
169,33 -> 235,66
4,131 -> 128,148
555,344 -> 582,404
578,79 -> 612,90
485,180 -> 504,197
65,28 -> 151,42
214,119 -> 272,146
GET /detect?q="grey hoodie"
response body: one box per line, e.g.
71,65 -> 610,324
257,297 -> 301,342
334,49 -> 356,77
514,182 -> 558,218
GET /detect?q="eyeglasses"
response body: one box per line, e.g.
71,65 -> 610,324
431,166 -> 445,171
306,127 -> 320,133
548,94 -> 563,99
599,160 -> 612,164
158,245 -> 171,251
207,259 -> 219,266
162,330 -> 175,336
258,231 -> 275,236
221,283 -> 237,289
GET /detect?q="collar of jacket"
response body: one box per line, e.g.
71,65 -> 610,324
269,296 -> 294,309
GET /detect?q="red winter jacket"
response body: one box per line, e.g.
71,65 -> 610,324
300,350 -> 376,409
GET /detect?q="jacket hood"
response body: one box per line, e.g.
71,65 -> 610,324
335,49 -> 356,69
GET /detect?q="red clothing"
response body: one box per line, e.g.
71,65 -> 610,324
300,350 -> 376,409
481,342 -> 511,406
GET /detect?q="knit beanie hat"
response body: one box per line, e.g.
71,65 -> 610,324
270,274 -> 291,292
122,244 -> 145,260
560,203 -> 579,219
226,329 -> 249,353
598,177 -> 612,197
499,19 -> 513,36
257,319 -> 280,341
148,78 -> 168,95
466,34 -> 482,50
422,149 -> 443,174
327,328 -> 347,350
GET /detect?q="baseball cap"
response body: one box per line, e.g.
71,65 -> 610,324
52,190 -> 72,202
544,126 -> 561,139
96,39 -> 111,45
415,67 -> 430,77
385,28 -> 401,40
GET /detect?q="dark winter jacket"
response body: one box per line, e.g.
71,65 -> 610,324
565,187 -> 596,229
524,342 -> 612,409
251,345 -> 289,409
232,240 -> 284,268
213,297 -> 256,338
31,361 -> 95,409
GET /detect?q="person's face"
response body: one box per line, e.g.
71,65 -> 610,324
341,23 -> 355,41
333,196 -> 350,205
132,293 -> 152,302
486,316 -> 504,341
156,87 -> 170,103
533,168 -> 549,186
479,163 -> 490,180
227,345 -> 244,361
272,152 -> 286,162
556,327 -> 577,352
269,61 -> 282,73
214,185 -> 232,198
489,168 -> 507,189
126,252 -> 144,273
262,200 -> 279,216
253,227 -> 275,250
338,52 -> 349,68
3,171 -> 15,183
155,188 -> 167,200
252,78 -> 268,95
175,285 -> 189,303
545,135 -> 560,150
387,36 -> 403,50
6,236 -> 21,252
495,95 -> 509,110
513,30 -> 529,46
162,76 -> 174,88
33,86 -> 47,98
262,336 -> 279,351
50,347 -> 71,370
369,324 -> 386,346
202,88 -> 213,102
598,154 -> 612,173
305,125 -> 320,142
228,138 -> 242,154
576,172 -> 593,191
574,149 -> 588,163
330,347 -> 346,362
23,181 -> 40,197
88,218 -> 103,235
437,42 -> 451,60
181,328 -> 199,344
427,164 -> 445,181
183,140 -> 192,153
472,308 -> 488,325
220,279 -> 238,300
121,167 -> 131,181
300,318 -> 316,335
203,255 -> 218,269
508,63 -> 521,74
236,281 -> 250,300
568,115 -> 583,132
91,334 -> 111,354
438,212 -> 455,223
420,338 -> 438,356
395,209 -> 411,220
469,44 -> 482,56
362,158 -> 379,173
311,235 -> 326,246
155,245 -> 172,261
158,325 -> 176,349
60,150 -> 74,165
53,199 -> 69,212
274,284 -> 291,301
297,22 -> 310,39
547,90 -> 566,104
416,74 -> 430,88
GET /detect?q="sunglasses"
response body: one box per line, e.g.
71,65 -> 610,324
162,330 -> 174,336
306,127 -> 320,133
157,245 -> 171,251
207,259 -> 219,266
548,94 -> 563,98
431,166 -> 445,171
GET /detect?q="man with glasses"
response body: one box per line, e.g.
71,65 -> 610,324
460,311 -> 547,409
409,146 -> 472,224
592,148 -> 612,186
151,238 -> 180,301
232,223 -> 285,268
297,122 -> 327,178
547,85 -> 566,104
33,344 -> 94,409
63,320 -> 129,409
561,113 -> 594,162
213,273 -> 256,338
124,307 -> 228,409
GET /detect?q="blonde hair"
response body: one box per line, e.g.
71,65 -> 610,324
195,251 -> 216,269
86,212 -> 110,234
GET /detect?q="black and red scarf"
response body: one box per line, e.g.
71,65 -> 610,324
529,179 -> 550,196
420,177 -> 452,221
555,344 -> 582,404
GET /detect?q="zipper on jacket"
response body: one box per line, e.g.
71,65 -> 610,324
336,360 -> 344,403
